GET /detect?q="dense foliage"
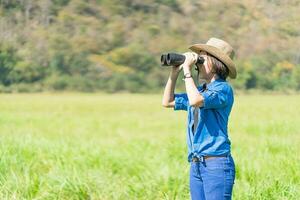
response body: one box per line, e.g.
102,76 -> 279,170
0,0 -> 299,92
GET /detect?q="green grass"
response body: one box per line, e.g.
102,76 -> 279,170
0,93 -> 299,199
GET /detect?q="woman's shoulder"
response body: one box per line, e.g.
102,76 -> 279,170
210,79 -> 233,92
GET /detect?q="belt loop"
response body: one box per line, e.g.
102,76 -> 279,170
200,155 -> 206,167
200,156 -> 204,163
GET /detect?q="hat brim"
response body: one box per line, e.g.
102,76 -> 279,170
189,44 -> 237,79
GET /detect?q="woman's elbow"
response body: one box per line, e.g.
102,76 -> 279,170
162,102 -> 169,107
162,103 -> 173,108
162,100 -> 170,107
162,100 -> 175,108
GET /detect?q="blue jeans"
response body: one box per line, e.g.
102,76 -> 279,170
189,155 -> 236,200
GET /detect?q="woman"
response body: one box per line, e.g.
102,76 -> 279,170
162,38 -> 236,200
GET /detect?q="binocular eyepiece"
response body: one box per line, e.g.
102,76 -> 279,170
161,53 -> 204,67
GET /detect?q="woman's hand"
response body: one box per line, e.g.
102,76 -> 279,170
182,52 -> 198,72
171,64 -> 184,75
170,52 -> 198,76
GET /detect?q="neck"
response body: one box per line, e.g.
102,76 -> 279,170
197,74 -> 220,86
205,74 -> 219,83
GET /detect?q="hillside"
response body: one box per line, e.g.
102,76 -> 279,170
0,0 -> 299,92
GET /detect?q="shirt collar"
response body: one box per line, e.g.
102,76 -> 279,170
197,83 -> 206,91
207,78 -> 225,87
197,78 -> 226,91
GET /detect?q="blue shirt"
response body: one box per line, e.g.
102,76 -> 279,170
174,78 -> 234,163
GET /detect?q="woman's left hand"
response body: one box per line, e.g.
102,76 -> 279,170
182,52 -> 198,71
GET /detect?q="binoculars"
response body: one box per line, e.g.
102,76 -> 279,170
161,53 -> 205,67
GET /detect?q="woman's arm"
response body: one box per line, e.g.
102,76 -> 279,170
182,53 -> 204,107
162,67 -> 181,108
183,68 -> 204,107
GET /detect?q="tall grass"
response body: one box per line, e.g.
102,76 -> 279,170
0,93 -> 299,199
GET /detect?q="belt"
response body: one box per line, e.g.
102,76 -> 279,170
191,155 -> 228,162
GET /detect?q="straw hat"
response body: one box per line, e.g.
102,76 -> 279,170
189,37 -> 237,79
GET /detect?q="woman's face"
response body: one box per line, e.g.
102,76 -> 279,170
196,51 -> 214,81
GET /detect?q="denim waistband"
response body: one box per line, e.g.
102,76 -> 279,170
191,153 -> 231,163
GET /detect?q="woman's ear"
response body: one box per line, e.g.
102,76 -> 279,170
206,56 -> 213,72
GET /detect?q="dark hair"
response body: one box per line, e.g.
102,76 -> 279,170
207,54 -> 229,80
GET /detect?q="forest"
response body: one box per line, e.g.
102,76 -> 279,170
0,0 -> 299,92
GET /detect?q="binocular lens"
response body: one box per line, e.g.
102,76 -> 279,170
161,54 -> 168,66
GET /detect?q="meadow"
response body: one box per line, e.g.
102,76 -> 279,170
0,93 -> 299,200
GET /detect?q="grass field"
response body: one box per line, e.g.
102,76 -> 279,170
0,93 -> 299,200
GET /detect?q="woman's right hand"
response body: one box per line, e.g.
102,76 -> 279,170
171,64 -> 183,75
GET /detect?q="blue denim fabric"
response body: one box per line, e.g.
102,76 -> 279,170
189,154 -> 236,200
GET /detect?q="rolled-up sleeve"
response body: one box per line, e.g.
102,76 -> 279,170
202,84 -> 228,109
174,93 -> 189,111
